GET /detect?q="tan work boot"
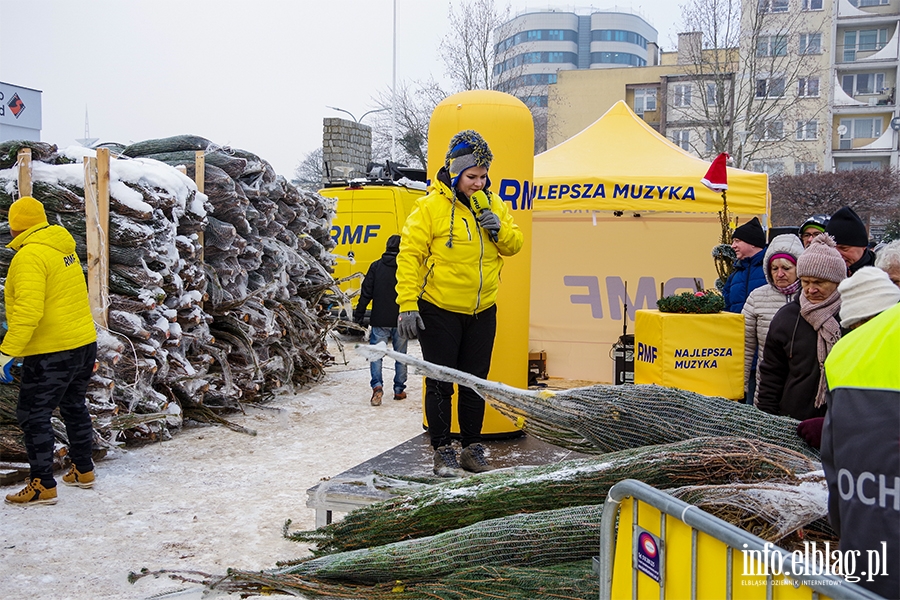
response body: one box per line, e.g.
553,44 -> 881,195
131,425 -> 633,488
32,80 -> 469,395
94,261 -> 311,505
393,391 -> 407,400
5,478 -> 58,506
370,386 -> 383,406
62,466 -> 95,489
459,443 -> 493,473
433,445 -> 465,478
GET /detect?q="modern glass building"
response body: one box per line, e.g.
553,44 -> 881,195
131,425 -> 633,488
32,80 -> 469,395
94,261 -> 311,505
494,9 -> 659,111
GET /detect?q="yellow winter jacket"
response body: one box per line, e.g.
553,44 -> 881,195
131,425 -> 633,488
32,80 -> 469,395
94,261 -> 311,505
2,223 -> 97,357
397,174 -> 523,314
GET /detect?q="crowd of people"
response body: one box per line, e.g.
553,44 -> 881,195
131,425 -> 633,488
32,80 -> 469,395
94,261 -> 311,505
724,206 -> 900,598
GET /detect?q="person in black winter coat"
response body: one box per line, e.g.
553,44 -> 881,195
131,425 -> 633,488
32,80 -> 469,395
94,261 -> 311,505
353,235 -> 407,406
757,235 -> 846,421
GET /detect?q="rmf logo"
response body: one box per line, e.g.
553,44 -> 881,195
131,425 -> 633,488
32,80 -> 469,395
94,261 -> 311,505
330,224 -> 381,245
637,342 -> 657,364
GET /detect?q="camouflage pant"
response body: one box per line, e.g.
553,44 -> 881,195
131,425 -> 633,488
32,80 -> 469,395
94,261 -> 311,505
17,342 -> 97,484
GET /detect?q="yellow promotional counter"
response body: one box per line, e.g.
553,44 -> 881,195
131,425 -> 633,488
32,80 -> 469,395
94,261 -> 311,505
634,309 -> 744,400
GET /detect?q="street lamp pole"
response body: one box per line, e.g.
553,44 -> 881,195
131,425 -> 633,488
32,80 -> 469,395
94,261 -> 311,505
326,106 -> 389,123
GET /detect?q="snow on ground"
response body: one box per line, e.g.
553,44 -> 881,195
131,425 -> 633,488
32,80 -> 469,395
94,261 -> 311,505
0,337 -> 425,599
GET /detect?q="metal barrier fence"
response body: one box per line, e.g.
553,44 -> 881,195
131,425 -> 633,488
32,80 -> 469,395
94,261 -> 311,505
596,479 -> 884,600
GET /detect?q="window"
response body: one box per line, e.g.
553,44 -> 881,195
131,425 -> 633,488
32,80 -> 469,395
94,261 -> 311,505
849,0 -> 890,6
795,162 -> 818,175
759,0 -> 789,12
796,120 -> 818,140
799,33 -> 822,54
673,84 -> 692,107
756,77 -> 785,98
798,77 -> 820,97
671,130 -> 690,150
705,82 -> 720,106
757,35 -> 788,57
841,73 -> 886,95
754,119 -> 784,140
839,117 -> 884,148
802,0 -> 823,9
843,29 -> 889,61
705,129 -> 721,153
750,160 -> 785,175
634,88 -> 657,114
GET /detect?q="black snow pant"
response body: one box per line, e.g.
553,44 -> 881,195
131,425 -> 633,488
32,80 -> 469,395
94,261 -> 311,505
417,299 -> 496,450
17,342 -> 97,486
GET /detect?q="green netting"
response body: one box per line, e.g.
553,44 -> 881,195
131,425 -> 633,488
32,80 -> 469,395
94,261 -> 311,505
279,504 -> 602,583
136,560 -> 597,599
357,343 -> 817,460
291,436 -> 816,555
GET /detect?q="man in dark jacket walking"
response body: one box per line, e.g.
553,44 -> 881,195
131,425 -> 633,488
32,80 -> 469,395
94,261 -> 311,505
723,217 -> 768,313
354,235 -> 407,406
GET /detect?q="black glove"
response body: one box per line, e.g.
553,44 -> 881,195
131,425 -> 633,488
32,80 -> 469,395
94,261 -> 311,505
397,311 -> 425,340
797,417 -> 825,449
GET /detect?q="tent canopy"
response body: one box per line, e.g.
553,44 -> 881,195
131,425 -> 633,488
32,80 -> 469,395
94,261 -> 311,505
533,101 -> 769,215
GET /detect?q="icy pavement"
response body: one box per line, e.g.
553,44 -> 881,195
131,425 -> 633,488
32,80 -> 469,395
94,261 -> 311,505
0,337 -> 424,599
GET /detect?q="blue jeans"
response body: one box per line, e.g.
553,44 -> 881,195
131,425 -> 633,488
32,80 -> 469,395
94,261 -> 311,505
369,326 -> 408,394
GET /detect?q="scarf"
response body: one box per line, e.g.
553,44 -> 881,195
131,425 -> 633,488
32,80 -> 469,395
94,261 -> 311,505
799,289 -> 842,408
777,279 -> 801,297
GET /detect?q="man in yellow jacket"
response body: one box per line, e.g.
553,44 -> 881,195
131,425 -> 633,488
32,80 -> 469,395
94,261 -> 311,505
396,130 -> 523,477
3,196 -> 98,506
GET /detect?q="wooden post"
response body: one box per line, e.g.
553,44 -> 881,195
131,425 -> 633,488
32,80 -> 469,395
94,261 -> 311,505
194,151 -> 205,264
84,150 -> 110,329
17,148 -> 32,198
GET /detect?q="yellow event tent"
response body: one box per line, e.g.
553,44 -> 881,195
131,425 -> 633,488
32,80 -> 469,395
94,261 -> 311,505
529,101 -> 769,381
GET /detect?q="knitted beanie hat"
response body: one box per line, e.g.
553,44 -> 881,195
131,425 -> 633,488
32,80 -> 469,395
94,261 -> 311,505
8,196 -> 48,232
732,217 -> 766,248
826,206 -> 868,247
797,234 -> 847,283
445,130 -> 492,187
837,266 -> 900,328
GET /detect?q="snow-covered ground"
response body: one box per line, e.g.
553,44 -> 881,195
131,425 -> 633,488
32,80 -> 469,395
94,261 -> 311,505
0,337 -> 425,599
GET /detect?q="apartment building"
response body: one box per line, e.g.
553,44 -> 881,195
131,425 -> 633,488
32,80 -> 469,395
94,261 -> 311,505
544,0 -> 900,174
493,9 -> 658,150
831,0 -> 900,171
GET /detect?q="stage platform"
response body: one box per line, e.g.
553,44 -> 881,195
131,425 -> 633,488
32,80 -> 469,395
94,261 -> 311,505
306,432 -> 587,527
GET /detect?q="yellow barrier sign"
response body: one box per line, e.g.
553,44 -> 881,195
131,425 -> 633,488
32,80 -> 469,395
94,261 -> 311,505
634,309 -> 744,400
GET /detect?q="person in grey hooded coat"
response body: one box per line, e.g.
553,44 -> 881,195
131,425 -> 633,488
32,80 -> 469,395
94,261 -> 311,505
741,233 -> 804,405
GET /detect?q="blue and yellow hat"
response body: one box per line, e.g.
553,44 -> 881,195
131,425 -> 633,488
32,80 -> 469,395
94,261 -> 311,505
445,130 -> 492,187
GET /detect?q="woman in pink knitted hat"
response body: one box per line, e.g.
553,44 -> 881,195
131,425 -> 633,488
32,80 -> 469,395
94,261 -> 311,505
756,234 -> 846,422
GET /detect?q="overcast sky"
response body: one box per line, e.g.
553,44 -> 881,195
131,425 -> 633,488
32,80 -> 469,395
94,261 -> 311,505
0,1 -> 684,179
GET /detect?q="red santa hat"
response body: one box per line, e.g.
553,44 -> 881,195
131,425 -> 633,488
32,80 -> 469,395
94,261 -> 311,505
701,153 -> 729,191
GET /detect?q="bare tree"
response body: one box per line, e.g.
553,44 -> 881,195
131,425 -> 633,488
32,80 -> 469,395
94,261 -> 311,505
674,0 -> 828,169
439,0 -> 510,91
769,169 -> 900,227
368,79 -> 448,169
293,147 -> 324,190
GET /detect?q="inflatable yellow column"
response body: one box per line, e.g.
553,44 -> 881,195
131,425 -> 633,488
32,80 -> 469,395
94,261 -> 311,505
424,90 -> 534,437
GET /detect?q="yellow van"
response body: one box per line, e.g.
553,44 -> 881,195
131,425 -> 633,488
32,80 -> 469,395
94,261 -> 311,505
319,168 -> 427,321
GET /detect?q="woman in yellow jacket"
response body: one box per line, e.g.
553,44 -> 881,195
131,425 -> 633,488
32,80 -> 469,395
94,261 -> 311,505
396,130 -> 523,477
3,196 -> 98,506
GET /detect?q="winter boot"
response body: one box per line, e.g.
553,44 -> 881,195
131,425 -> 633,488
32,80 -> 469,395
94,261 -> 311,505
62,466 -> 95,489
5,478 -> 58,506
433,445 -> 465,478
393,391 -> 407,400
370,386 -> 383,406
459,443 -> 493,473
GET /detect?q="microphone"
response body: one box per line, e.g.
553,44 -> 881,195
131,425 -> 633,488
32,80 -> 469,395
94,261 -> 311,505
470,190 -> 498,242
